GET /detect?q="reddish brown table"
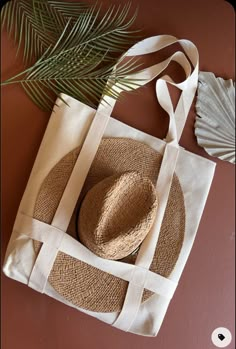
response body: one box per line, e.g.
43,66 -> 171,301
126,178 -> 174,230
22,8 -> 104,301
1,0 -> 235,348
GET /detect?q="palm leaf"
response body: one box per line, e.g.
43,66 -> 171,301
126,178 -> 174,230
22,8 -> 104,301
1,18 -> 143,111
1,0 -> 90,62
1,1 -> 142,111
1,0 -> 140,63
47,0 -> 90,20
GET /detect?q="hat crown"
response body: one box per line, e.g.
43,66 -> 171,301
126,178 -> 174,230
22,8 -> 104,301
78,172 -> 158,260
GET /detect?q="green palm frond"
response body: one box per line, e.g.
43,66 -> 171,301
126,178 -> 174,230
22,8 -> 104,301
1,18 -> 142,111
1,0 -> 139,63
1,0 -> 89,62
47,0 -> 91,21
1,1 -> 142,111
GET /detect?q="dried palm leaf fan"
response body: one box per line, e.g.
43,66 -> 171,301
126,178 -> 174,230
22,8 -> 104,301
195,71 -> 235,164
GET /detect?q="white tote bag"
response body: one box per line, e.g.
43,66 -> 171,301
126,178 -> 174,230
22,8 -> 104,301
3,35 -> 216,337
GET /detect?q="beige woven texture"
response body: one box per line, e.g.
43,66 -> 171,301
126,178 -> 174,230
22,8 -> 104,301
79,172 -> 158,260
34,138 -> 185,312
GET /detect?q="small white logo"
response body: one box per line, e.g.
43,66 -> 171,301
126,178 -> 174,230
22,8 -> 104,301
211,327 -> 232,348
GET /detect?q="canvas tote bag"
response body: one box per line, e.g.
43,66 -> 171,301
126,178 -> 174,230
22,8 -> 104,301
3,35 -> 216,337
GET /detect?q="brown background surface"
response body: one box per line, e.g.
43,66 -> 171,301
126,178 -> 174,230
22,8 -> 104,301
1,0 -> 235,348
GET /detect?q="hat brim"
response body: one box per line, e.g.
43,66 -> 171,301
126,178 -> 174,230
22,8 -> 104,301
33,138 -> 185,312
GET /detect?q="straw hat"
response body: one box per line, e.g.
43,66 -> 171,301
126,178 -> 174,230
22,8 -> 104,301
33,138 -> 185,312
78,171 -> 158,260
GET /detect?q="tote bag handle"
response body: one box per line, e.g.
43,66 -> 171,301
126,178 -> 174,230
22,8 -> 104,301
99,35 -> 199,143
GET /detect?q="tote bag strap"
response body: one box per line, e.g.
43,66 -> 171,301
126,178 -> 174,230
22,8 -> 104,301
111,38 -> 199,332
105,35 -> 199,143
51,35 -> 199,231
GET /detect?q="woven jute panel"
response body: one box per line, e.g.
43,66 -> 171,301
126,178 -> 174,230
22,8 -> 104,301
33,138 -> 185,312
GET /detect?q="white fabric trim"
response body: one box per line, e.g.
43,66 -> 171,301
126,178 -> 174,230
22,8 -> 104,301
15,213 -> 177,298
51,111 -> 112,231
111,35 -> 199,330
112,143 -> 179,331
136,144 -> 180,268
